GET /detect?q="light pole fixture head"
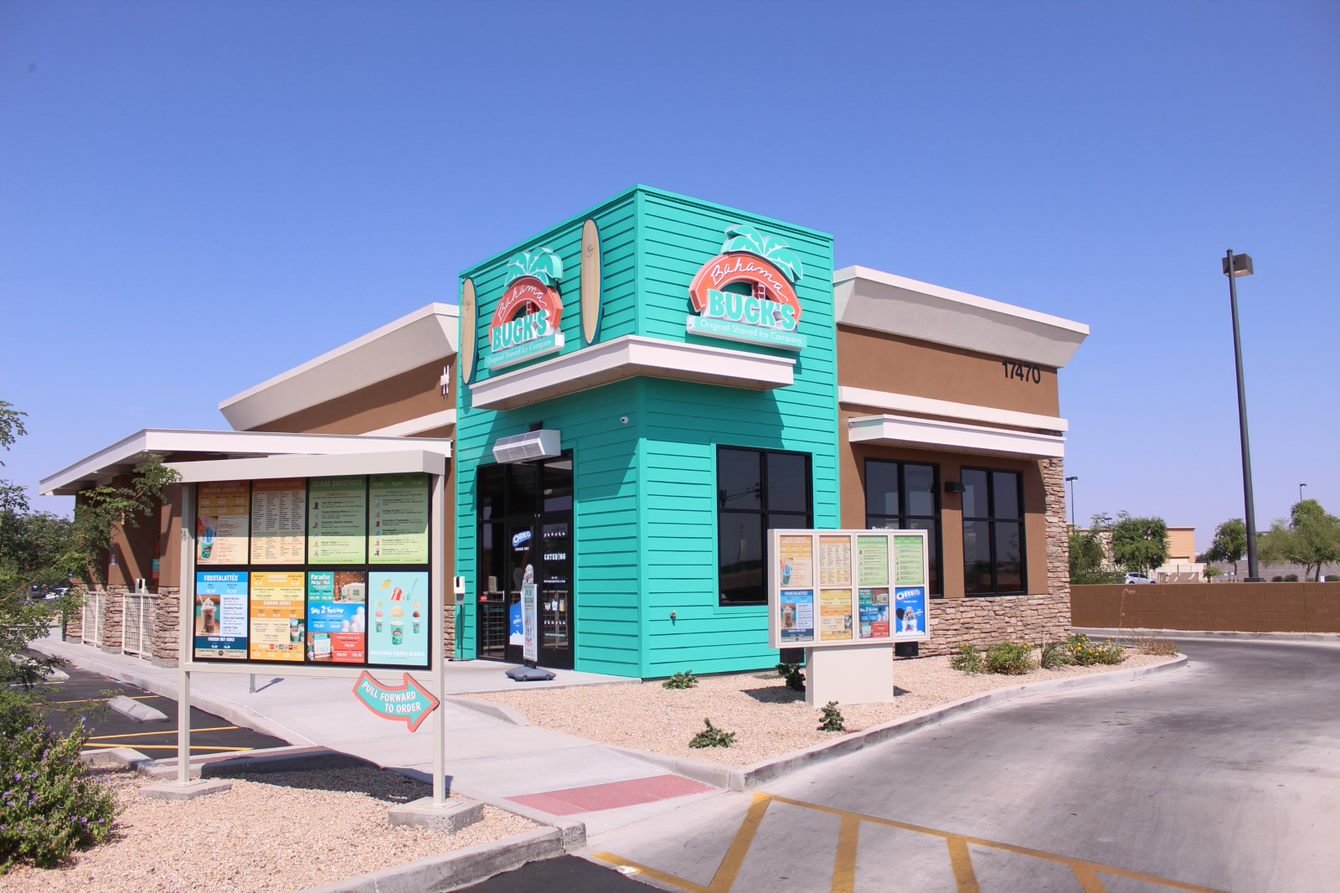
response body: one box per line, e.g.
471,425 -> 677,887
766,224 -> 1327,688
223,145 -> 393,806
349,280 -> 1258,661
1222,252 -> 1254,278
1065,475 -> 1078,482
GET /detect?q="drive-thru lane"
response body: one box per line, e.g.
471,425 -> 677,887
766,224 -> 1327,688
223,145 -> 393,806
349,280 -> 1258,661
591,640 -> 1340,892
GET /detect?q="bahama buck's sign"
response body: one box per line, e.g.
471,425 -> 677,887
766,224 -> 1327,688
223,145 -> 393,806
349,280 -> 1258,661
687,225 -> 807,351
486,247 -> 565,370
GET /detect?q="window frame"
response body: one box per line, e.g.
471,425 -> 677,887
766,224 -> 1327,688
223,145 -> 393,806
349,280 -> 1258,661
862,459 -> 944,599
961,466 -> 1027,597
716,446 -> 813,607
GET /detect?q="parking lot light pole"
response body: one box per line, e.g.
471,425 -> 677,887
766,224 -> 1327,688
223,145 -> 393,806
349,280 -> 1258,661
1299,482 -> 1307,505
1224,250 -> 1261,581
1065,475 -> 1078,527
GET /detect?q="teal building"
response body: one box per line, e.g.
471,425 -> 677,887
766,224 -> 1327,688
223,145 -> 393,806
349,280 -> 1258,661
455,187 -> 838,677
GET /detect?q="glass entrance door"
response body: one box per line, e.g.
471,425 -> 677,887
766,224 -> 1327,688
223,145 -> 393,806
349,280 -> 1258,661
475,456 -> 574,669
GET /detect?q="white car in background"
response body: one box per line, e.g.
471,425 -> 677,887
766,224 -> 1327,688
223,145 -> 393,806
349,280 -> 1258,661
1124,573 -> 1157,585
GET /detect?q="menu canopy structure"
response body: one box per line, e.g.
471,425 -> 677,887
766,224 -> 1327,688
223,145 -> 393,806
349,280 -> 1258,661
768,529 -> 930,706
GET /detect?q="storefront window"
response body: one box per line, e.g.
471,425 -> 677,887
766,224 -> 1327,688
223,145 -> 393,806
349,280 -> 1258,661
962,468 -> 1026,596
717,447 -> 812,606
864,460 -> 942,598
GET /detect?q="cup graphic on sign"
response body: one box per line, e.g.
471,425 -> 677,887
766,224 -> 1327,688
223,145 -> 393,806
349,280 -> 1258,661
200,520 -> 217,560
781,559 -> 793,586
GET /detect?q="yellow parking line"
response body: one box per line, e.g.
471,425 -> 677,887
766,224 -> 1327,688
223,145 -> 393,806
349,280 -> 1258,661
947,836 -> 980,893
708,793 -> 772,892
831,813 -> 860,893
600,793 -> 1225,893
593,854 -> 709,893
88,726 -> 238,741
82,743 -> 253,752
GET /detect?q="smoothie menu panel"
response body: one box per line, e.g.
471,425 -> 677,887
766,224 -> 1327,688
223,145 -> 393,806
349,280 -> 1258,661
369,475 -> 429,565
308,477 -> 367,564
194,571 -> 249,660
249,571 -> 306,662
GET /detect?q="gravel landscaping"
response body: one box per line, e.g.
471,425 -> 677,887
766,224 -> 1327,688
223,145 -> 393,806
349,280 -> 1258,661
465,650 -> 1178,766
2,766 -> 536,893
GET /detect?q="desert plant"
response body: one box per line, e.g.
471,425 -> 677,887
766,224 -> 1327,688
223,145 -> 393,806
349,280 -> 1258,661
1135,636 -> 1179,656
662,670 -> 698,690
817,701 -> 846,733
0,691 -> 119,872
1068,634 -> 1126,666
950,644 -> 983,674
688,718 -> 736,749
985,642 -> 1033,675
1326,575 -> 1340,582
776,662 -> 805,692
1284,573 -> 1300,582
1040,640 -> 1076,669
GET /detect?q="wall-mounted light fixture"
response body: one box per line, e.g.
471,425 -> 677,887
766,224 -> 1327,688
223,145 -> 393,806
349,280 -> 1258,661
944,481 -> 965,494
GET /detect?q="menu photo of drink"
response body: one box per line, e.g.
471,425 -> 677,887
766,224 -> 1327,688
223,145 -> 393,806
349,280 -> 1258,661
251,479 -> 306,564
197,482 -> 250,565
778,535 -> 814,588
820,588 -> 854,641
369,475 -> 429,565
368,571 -> 429,667
779,589 -> 815,643
249,571 -> 306,662
309,477 -> 367,564
194,571 -> 249,660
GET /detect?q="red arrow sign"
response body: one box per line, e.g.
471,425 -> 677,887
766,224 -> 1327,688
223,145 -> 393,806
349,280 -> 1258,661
352,671 -> 441,733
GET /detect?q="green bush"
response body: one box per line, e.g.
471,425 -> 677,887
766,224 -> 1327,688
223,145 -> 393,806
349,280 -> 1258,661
817,701 -> 846,733
1326,575 -> 1340,582
0,692 -> 118,872
688,718 -> 736,749
1271,576 -> 1284,582
1283,574 -> 1299,582
1040,641 -> 1076,669
662,670 -> 698,690
1068,634 -> 1126,666
985,642 -> 1033,675
776,662 -> 805,692
950,644 -> 983,674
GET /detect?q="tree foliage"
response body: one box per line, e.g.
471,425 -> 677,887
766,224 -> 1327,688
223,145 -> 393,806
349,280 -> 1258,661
1068,525 -> 1121,584
1259,500 -> 1340,582
1109,512 -> 1169,574
1198,518 -> 1247,577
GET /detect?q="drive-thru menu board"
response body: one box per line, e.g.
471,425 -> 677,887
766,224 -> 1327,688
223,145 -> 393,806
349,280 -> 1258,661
769,529 -> 929,648
190,474 -> 431,669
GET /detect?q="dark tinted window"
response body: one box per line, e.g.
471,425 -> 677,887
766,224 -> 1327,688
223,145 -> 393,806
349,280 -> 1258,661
864,460 -> 942,598
961,468 -> 1026,596
717,447 -> 812,606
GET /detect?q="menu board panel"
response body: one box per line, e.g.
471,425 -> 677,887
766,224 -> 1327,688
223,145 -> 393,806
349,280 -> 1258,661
369,475 -> 430,565
194,571 -> 249,659
197,482 -> 250,565
368,570 -> 429,667
249,571 -> 306,662
820,589 -> 853,641
251,479 -> 306,565
307,570 -> 367,664
309,477 -> 367,564
770,529 -> 929,648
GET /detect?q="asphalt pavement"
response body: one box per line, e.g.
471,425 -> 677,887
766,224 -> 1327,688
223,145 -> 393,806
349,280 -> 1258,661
590,639 -> 1340,893
40,659 -> 289,756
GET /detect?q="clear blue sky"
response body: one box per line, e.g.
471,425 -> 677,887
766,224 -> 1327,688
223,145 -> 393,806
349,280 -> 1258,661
3,1 -> 1337,550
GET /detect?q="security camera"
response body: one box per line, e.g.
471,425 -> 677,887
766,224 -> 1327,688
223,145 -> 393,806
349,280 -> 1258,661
619,416 -> 629,425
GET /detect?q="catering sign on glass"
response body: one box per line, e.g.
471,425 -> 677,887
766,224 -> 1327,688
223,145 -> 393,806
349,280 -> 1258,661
768,529 -> 930,648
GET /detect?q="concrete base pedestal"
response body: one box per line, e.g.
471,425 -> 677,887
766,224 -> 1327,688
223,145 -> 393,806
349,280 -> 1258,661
805,645 -> 894,706
141,779 -> 232,801
388,797 -> 485,833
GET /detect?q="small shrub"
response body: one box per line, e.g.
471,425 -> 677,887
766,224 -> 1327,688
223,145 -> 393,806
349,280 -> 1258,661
817,701 -> 846,733
0,692 -> 119,872
1283,574 -> 1299,582
689,718 -> 736,749
1040,641 -> 1076,669
985,642 -> 1033,675
1069,634 -> 1125,666
950,644 -> 983,674
1136,637 -> 1179,657
1326,575 -> 1340,582
662,670 -> 698,690
1271,576 -> 1284,582
776,662 -> 806,692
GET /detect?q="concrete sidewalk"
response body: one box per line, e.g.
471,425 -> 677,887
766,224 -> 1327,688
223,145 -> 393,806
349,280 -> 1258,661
33,632 -> 719,838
